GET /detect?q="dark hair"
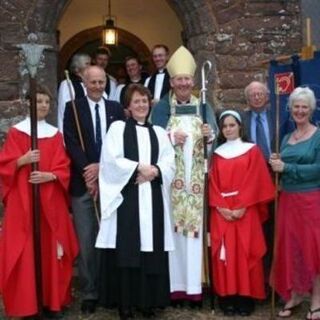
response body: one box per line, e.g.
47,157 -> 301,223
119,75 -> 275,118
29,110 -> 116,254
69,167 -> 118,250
124,55 -> 141,65
152,44 -> 169,54
94,46 -> 111,58
124,84 -> 152,109
216,110 -> 248,145
26,84 -> 53,101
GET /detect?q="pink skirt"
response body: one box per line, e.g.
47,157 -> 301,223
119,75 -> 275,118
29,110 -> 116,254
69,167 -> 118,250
270,190 -> 320,301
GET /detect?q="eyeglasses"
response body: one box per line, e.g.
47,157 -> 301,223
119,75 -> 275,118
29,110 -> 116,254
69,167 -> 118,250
249,92 -> 266,98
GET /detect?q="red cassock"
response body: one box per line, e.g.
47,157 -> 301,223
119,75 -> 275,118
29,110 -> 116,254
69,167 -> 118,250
0,128 -> 79,317
209,145 -> 274,299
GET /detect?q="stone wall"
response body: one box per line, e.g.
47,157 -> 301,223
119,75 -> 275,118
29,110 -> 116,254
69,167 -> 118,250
0,0 -> 303,145
0,0 -> 67,144
170,0 -> 302,109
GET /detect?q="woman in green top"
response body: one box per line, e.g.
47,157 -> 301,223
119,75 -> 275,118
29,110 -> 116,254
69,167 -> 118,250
270,86 -> 320,320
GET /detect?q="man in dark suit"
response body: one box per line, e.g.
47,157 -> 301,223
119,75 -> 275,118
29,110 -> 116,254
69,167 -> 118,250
243,81 -> 275,160
63,65 -> 124,314
243,80 -> 293,157
242,80 -> 294,300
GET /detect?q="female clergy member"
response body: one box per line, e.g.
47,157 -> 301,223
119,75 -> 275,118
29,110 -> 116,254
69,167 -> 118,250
269,87 -> 320,320
95,84 -> 175,320
0,85 -> 79,319
209,110 -> 274,316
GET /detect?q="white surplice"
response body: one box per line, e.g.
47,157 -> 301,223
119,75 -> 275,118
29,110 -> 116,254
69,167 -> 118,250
169,115 -> 203,295
95,120 -> 175,252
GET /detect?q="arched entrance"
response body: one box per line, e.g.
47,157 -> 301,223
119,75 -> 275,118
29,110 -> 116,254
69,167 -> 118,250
58,26 -> 152,81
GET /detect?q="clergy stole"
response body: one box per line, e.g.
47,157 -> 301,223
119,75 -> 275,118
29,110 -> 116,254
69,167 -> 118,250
116,118 -> 165,273
104,75 -> 111,96
167,102 -> 205,238
70,75 -> 85,99
147,69 -> 171,99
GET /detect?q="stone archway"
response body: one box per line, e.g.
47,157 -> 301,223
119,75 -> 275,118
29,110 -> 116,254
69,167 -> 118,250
58,26 -> 152,80
0,0 -> 302,140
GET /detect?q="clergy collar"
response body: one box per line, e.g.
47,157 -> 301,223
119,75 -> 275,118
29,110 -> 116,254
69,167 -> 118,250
14,117 -> 58,138
215,138 -> 254,159
157,68 -> 165,74
130,77 -> 142,83
129,117 -> 150,127
177,99 -> 191,105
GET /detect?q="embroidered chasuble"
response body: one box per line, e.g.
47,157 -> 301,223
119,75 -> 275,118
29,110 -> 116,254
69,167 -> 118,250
167,94 -> 204,238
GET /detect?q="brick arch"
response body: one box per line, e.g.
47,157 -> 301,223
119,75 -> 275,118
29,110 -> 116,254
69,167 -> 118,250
58,26 -> 152,79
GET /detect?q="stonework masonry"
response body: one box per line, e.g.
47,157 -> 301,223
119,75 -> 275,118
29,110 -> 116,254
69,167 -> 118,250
0,0 -> 302,145
169,0 -> 302,110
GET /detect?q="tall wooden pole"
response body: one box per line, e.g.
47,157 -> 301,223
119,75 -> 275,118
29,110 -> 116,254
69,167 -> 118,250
270,80 -> 280,320
17,33 -> 51,319
30,76 -> 43,318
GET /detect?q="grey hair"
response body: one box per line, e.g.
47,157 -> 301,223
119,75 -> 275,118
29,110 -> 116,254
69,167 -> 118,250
70,53 -> 91,74
244,81 -> 269,100
288,86 -> 316,111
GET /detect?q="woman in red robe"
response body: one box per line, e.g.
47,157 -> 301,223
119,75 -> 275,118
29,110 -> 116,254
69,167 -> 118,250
209,110 -> 274,316
0,85 -> 79,318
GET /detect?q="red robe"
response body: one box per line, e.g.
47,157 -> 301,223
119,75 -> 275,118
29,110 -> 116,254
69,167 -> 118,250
209,145 -> 274,299
0,127 -> 79,317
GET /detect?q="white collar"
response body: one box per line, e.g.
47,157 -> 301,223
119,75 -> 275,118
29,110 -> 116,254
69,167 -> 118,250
87,96 -> 104,106
214,138 -> 255,159
14,117 -> 58,138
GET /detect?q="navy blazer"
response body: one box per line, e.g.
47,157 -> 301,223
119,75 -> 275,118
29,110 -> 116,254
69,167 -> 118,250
63,96 -> 125,196
243,108 -> 274,149
242,107 -> 294,153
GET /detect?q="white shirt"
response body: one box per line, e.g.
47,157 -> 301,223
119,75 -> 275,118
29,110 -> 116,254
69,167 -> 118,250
144,69 -> 166,101
87,97 -> 107,141
57,79 -> 109,133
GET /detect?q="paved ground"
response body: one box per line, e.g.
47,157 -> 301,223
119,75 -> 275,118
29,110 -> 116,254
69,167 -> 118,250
0,292 -> 310,319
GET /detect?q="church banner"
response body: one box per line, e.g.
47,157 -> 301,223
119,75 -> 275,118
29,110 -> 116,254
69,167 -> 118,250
298,51 -> 320,126
268,51 -> 320,140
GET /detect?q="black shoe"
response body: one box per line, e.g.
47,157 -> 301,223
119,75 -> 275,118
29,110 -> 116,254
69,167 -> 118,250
81,299 -> 97,314
189,300 -> 203,309
223,305 -> 236,316
43,308 -> 64,319
170,299 -> 184,308
238,308 -> 253,317
141,308 -> 155,318
119,308 -> 134,320
235,296 -> 255,317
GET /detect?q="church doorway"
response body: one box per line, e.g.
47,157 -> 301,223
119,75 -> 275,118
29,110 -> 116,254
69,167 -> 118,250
57,0 -> 183,84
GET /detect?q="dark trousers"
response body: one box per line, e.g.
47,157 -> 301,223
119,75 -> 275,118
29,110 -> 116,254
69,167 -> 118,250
72,192 -> 100,301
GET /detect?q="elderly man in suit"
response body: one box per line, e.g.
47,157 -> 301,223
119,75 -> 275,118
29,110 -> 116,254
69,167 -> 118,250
63,65 -> 124,314
243,80 -> 294,158
243,81 -> 274,160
